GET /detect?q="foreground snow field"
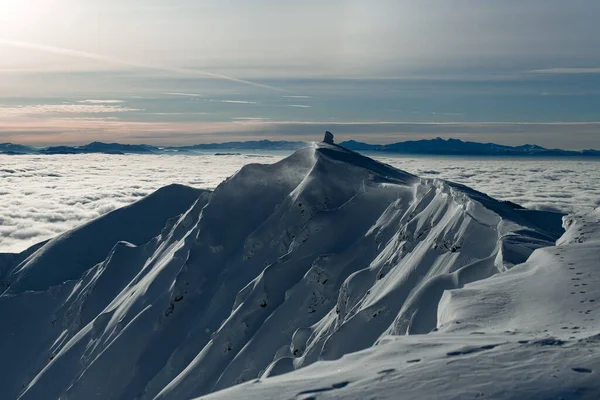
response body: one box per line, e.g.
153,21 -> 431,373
0,140 -> 598,399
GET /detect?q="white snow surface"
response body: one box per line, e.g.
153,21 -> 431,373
1,142 -> 598,399
206,208 -> 600,400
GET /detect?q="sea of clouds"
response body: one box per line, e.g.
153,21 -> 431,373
1,152 -> 599,253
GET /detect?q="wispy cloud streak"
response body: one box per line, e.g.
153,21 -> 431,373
0,104 -> 140,116
531,68 -> 600,74
0,38 -> 283,91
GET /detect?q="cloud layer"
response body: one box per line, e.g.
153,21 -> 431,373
1,153 -> 598,253
378,156 -> 600,214
0,153 -> 271,252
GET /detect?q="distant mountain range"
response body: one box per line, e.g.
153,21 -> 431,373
1,138 -> 599,157
339,138 -> 600,157
168,140 -> 308,152
0,140 -> 308,155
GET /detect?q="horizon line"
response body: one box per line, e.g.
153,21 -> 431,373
3,136 -> 600,152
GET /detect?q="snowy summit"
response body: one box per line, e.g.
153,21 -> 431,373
0,139 -> 599,399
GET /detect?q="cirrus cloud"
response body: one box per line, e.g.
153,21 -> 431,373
77,100 -> 125,104
0,104 -> 142,117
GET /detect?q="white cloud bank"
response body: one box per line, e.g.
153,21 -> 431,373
0,153 -> 598,253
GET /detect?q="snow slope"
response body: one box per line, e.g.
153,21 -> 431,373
205,208 -> 600,400
0,141 -> 578,399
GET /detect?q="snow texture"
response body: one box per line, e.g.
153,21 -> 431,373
205,208 -> 600,400
0,141 -> 597,399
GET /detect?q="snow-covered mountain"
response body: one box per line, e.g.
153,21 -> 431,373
2,139 -> 597,400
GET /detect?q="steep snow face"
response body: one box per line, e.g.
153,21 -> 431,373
204,207 -> 600,400
0,143 -> 565,400
3,184 -> 206,294
0,184 -> 208,400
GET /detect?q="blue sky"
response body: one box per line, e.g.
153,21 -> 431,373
1,0 -> 600,148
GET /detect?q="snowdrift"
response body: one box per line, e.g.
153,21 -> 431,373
1,141 -> 583,400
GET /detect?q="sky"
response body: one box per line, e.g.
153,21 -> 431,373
1,0 -> 600,148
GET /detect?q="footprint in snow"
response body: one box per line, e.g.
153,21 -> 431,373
447,344 -> 497,356
572,367 -> 592,373
532,338 -> 565,346
297,381 -> 350,396
378,369 -> 396,374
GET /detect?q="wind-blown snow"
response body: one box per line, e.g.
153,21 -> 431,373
1,153 -> 598,253
2,142 -> 592,400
